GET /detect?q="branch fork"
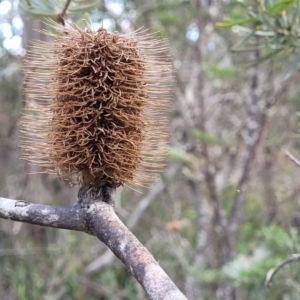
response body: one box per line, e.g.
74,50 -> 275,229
0,191 -> 187,300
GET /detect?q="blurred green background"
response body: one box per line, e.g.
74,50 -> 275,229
2,0 -> 300,299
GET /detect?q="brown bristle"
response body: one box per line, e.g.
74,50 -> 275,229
20,21 -> 173,188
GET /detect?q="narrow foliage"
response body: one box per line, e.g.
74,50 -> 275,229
21,21 -> 173,188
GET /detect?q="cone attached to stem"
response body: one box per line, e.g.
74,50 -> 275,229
21,21 -> 173,191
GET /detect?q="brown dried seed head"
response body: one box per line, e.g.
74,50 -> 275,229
20,21 -> 173,189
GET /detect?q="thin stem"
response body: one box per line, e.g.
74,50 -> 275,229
0,198 -> 90,233
228,44 -> 260,242
0,197 -> 187,300
285,150 -> 300,168
58,0 -> 72,25
265,254 -> 300,288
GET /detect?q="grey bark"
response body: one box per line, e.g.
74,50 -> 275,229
0,197 -> 187,300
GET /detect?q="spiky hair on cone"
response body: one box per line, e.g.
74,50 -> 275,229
21,21 -> 173,190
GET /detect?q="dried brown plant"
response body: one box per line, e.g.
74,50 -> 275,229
21,21 -> 173,190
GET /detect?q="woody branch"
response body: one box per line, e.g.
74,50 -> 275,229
0,197 -> 187,300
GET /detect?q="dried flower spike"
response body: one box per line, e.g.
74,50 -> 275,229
21,21 -> 173,191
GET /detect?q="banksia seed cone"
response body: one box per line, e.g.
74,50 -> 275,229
21,21 -> 173,190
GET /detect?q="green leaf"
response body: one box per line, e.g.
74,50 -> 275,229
19,0 -> 101,19
258,11 -> 278,31
283,53 -> 299,81
68,1 -> 100,13
231,30 -> 256,51
233,0 -> 248,9
268,0 -> 296,14
190,267 -> 222,284
216,17 -> 258,28
254,30 -> 276,36
223,247 -> 273,283
168,148 -> 191,163
192,129 -> 223,144
261,225 -> 293,253
246,48 -> 283,66
290,1 -> 300,30
202,64 -> 239,79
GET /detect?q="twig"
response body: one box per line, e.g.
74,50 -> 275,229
84,163 -> 180,275
0,197 -> 187,300
229,69 -> 295,237
265,254 -> 300,288
229,62 -> 260,236
0,198 -> 91,233
286,278 -> 300,293
84,181 -> 166,275
84,250 -> 114,275
285,150 -> 300,168
58,0 -> 72,25
195,0 -> 231,266
229,73 -> 294,230
79,276 -> 129,298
